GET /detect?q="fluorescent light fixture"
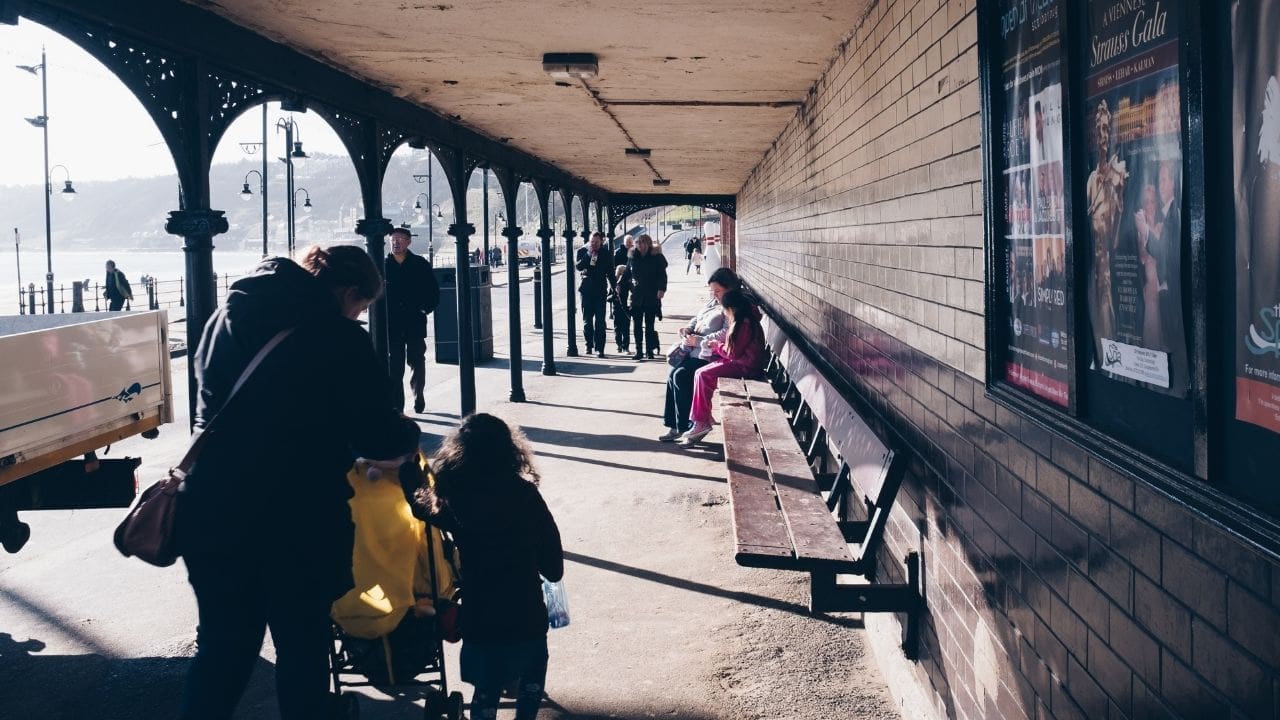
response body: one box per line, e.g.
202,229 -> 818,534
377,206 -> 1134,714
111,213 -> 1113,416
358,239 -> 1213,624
542,53 -> 599,80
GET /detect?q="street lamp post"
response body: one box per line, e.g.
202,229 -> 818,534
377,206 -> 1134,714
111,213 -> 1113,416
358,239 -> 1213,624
413,156 -> 436,263
239,169 -> 267,256
18,48 -> 79,313
293,187 -> 313,240
413,193 -> 443,263
275,116 -> 308,255
239,104 -> 270,256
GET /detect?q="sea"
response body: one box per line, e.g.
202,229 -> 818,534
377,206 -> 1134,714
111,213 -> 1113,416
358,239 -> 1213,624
1,248 -> 269,316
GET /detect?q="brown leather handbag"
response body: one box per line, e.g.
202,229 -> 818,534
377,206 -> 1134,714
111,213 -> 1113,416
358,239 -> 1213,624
113,328 -> 294,567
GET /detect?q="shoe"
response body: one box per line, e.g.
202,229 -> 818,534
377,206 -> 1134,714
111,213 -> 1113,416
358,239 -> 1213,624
597,351 -> 606,359
679,423 -> 713,444
631,352 -> 644,360
658,427 -> 681,442
647,351 -> 656,360
413,394 -> 425,414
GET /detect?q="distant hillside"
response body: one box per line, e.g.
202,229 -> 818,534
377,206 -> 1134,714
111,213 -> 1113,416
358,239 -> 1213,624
0,154 -> 566,254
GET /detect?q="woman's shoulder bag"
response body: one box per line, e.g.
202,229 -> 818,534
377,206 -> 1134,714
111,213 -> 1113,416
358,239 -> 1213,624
112,328 -> 294,567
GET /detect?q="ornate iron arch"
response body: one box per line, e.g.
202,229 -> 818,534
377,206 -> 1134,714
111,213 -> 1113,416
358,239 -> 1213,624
607,193 -> 736,235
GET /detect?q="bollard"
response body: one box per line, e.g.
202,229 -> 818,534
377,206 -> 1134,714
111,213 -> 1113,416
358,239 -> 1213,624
27,284 -> 36,315
533,265 -> 543,329
72,281 -> 85,313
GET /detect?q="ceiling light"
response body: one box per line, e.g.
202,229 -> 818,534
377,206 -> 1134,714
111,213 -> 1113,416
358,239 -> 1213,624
653,179 -> 671,187
625,148 -> 651,157
542,53 -> 598,80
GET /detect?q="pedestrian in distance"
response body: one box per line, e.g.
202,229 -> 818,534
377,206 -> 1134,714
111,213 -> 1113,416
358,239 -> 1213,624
691,245 -> 704,275
681,289 -> 767,445
104,259 -> 133,311
575,231 -> 615,358
415,413 -> 564,720
385,227 -> 441,414
627,234 -> 667,360
611,263 -> 632,353
684,236 -> 695,274
177,245 -> 421,720
659,267 -> 741,441
612,234 -> 633,270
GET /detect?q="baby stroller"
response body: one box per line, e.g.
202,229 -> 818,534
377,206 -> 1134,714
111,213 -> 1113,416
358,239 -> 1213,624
329,455 -> 465,720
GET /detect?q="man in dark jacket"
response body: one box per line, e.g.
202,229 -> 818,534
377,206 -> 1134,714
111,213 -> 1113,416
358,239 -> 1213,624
104,259 -> 133,311
612,234 -> 633,269
576,231 -> 615,358
385,227 -> 440,413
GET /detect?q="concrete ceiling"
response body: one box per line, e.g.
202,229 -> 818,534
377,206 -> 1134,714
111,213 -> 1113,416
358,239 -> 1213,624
185,0 -> 871,195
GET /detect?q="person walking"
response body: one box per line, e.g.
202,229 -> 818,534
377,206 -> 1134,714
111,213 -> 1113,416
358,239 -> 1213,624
177,245 -> 420,720
681,289 -> 766,444
575,231 -> 615,358
385,227 -> 440,414
611,264 -> 632,354
612,234 -> 633,269
683,236 -> 695,274
691,245 -> 704,275
416,413 -> 563,720
627,234 -> 667,360
659,268 -> 741,441
103,259 -> 133,311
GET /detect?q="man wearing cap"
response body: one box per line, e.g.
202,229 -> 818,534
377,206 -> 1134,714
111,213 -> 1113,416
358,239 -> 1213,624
385,227 -> 440,413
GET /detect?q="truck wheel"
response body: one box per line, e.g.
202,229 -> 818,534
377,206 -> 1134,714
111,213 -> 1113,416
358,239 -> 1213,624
1,520 -> 31,554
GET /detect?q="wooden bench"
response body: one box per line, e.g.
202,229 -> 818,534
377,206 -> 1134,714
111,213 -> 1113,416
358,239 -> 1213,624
719,319 -> 922,658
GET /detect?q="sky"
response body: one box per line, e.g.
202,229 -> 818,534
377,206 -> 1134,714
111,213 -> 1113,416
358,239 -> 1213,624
0,18 -> 352,188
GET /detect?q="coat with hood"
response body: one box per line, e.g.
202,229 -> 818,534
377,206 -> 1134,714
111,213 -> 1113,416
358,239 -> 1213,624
627,251 -> 668,310
177,257 -> 420,599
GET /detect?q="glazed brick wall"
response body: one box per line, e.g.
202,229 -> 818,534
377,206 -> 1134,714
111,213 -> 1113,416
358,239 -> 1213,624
734,1 -> 1280,719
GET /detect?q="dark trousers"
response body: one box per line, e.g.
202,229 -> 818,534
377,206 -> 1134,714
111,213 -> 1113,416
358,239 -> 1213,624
389,330 -> 426,409
581,292 -> 607,352
463,638 -> 549,720
632,307 -> 658,355
664,355 -> 711,431
613,306 -> 630,350
108,296 -> 126,311
180,554 -> 334,720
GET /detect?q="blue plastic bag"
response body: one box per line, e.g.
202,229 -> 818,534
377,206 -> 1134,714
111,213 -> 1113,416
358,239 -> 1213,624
542,577 -> 570,629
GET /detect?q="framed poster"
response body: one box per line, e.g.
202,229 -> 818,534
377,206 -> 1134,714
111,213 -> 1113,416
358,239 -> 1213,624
1234,0 -> 1280,435
996,0 -> 1073,408
1083,1 -> 1189,395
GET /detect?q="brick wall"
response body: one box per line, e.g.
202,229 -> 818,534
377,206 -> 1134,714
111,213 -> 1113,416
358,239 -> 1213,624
734,1 -> 1280,719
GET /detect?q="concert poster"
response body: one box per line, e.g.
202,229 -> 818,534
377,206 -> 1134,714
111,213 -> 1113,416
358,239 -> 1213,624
1083,0 -> 1188,395
1233,0 -> 1280,434
997,0 -> 1072,408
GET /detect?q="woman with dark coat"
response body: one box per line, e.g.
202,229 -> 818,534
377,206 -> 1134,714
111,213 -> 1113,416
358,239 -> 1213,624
627,233 -> 668,360
177,245 -> 420,720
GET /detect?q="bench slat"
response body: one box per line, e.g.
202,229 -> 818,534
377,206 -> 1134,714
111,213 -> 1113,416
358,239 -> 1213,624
746,386 -> 856,568
720,385 -> 793,564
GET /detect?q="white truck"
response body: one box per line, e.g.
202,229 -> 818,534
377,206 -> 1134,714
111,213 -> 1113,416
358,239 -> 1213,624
0,310 -> 174,552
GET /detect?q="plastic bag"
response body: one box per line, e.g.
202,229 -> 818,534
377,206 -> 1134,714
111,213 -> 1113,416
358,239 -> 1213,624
542,577 -> 570,629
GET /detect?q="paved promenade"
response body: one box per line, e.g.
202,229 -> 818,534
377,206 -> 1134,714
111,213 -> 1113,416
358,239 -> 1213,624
0,240 -> 901,719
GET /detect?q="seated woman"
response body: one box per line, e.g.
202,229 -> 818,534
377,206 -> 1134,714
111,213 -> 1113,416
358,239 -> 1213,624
659,267 -> 743,441
681,289 -> 767,445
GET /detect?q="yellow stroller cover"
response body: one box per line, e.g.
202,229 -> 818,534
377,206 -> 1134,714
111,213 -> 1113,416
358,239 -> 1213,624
331,456 -> 457,640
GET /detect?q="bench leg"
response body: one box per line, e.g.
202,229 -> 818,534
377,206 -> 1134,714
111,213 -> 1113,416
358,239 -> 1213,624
807,551 -> 923,661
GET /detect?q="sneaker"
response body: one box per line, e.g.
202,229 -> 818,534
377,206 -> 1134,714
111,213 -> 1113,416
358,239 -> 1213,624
658,427 -> 681,442
680,423 -> 713,444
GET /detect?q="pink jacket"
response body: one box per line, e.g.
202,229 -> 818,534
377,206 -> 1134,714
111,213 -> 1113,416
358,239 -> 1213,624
714,320 -> 767,375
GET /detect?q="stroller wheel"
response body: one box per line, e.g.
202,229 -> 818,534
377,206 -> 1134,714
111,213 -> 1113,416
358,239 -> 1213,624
446,691 -> 465,720
423,689 -> 446,720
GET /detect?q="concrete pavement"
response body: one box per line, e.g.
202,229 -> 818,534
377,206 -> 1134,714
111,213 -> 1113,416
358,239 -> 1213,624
0,240 -> 902,719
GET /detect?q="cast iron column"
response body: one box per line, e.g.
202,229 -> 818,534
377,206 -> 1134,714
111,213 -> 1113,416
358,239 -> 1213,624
355,216 -> 393,368
165,208 -> 227,419
494,167 -> 525,401
433,145 -> 477,416
532,179 -> 556,375
561,191 -> 578,357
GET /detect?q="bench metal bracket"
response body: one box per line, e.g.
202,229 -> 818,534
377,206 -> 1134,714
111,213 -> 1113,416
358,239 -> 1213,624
808,550 -> 922,660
